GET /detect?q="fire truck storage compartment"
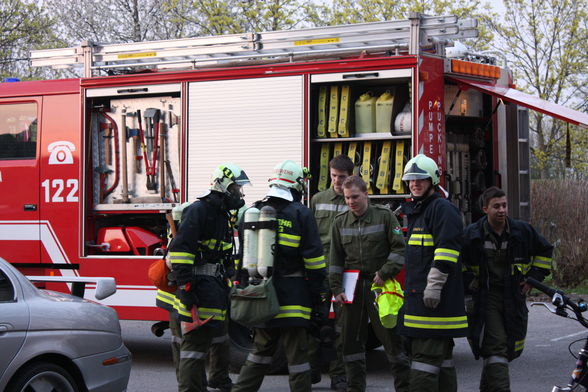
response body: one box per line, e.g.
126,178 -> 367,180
309,69 -> 412,205
84,83 -> 181,255
444,82 -> 493,223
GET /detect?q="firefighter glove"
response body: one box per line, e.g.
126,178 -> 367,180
173,266 -> 193,286
178,288 -> 198,310
311,304 -> 328,330
423,267 -> 448,309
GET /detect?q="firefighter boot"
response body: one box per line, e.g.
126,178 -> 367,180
480,361 -> 510,392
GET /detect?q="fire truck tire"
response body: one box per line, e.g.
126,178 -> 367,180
228,320 -> 287,374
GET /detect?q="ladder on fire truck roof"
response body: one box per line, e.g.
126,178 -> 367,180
31,13 -> 480,78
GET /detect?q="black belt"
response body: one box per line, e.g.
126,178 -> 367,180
359,271 -> 375,280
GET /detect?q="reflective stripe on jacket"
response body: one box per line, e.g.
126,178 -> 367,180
462,216 -> 553,360
169,193 -> 233,324
246,197 -> 326,328
399,193 -> 468,338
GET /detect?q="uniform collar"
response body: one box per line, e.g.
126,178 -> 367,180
348,203 -> 374,224
483,219 -> 510,241
327,187 -> 345,201
402,192 -> 440,215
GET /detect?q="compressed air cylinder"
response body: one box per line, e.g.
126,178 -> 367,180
257,205 -> 277,279
243,207 -> 260,279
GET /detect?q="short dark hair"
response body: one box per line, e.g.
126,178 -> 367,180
481,186 -> 506,207
329,154 -> 354,176
342,175 -> 367,192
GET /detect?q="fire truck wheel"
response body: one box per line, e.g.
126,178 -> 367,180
228,320 -> 287,374
7,361 -> 81,392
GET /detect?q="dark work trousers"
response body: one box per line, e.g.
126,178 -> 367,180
409,337 -> 456,392
340,277 -> 410,392
171,315 -> 230,390
233,327 -> 312,392
479,289 -> 510,392
308,300 -> 346,380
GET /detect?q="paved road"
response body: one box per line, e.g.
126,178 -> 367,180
122,302 -> 587,391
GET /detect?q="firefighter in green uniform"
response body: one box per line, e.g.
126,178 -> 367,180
398,154 -> 467,392
232,160 -> 327,392
329,175 -> 410,392
167,163 -> 250,392
462,186 -> 553,392
309,154 -> 354,391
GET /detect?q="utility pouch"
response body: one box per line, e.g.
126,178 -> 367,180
148,258 -> 177,293
230,277 -> 279,328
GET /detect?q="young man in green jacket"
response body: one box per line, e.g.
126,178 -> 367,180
309,154 -> 354,391
329,175 -> 410,392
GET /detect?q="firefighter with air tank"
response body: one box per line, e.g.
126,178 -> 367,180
165,163 -> 250,392
232,160 -> 327,392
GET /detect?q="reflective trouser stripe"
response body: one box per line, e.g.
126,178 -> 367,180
180,350 -> 206,360
246,353 -> 273,365
171,336 -> 182,345
343,352 -> 365,362
441,359 -> 454,368
515,338 -> 525,352
484,356 -> 509,366
212,335 -> 228,344
288,362 -> 311,374
411,361 -> 441,375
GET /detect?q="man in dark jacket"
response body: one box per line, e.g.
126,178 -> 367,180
168,163 -> 250,392
232,160 -> 327,392
398,154 -> 467,392
462,186 -> 553,392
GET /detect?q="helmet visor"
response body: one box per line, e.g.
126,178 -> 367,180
402,172 -> 432,181
232,170 -> 251,187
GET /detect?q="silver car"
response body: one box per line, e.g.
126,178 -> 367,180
0,258 -> 131,392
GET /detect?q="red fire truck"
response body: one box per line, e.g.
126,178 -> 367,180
1,14 -> 586,329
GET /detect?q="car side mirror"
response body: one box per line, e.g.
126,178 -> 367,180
94,277 -> 117,300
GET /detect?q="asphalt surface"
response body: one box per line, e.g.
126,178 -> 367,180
122,301 -> 588,391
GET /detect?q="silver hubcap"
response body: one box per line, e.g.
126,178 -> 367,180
21,370 -> 75,392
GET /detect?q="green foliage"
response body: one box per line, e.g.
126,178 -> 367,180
164,0 -> 317,36
490,0 -> 588,179
0,0 -> 58,79
319,0 -> 496,50
531,179 -> 588,288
